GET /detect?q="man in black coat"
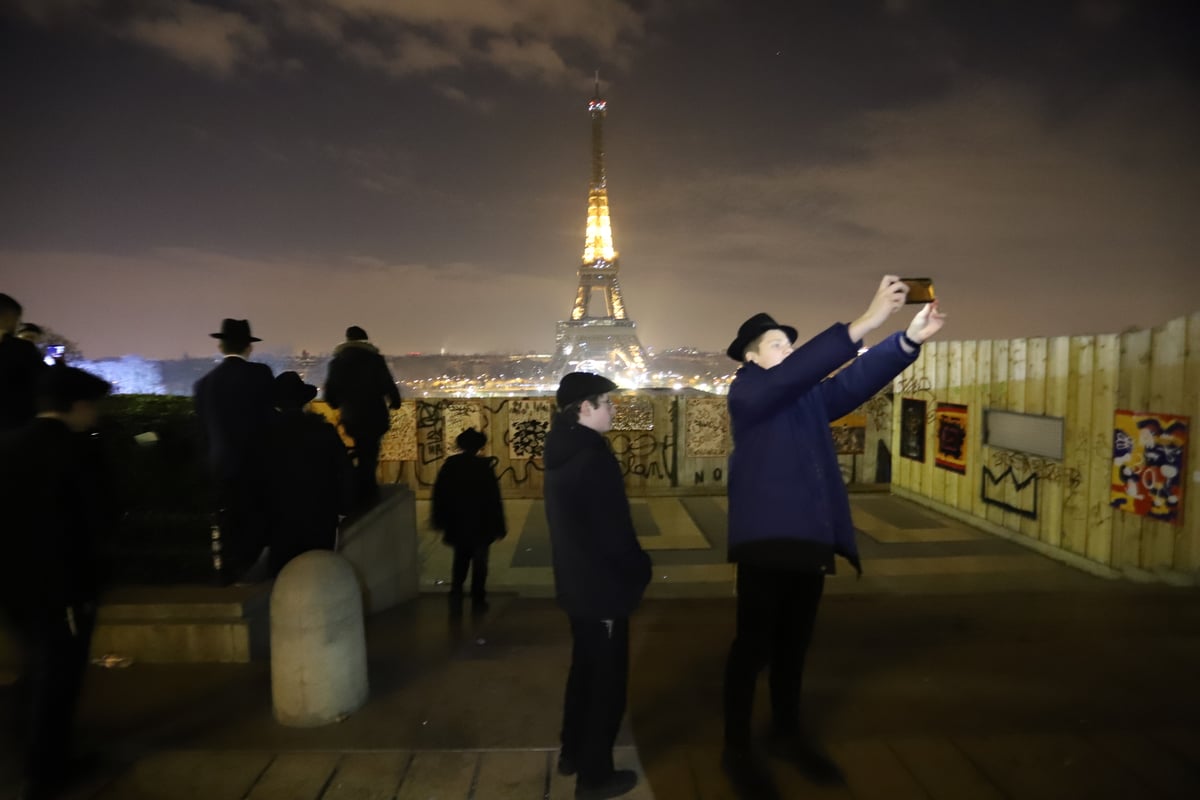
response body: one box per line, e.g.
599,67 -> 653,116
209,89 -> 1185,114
0,293 -> 47,431
0,365 -> 111,800
193,319 -> 275,582
544,372 -> 651,800
266,372 -> 354,577
323,325 -> 401,508
432,427 -> 506,613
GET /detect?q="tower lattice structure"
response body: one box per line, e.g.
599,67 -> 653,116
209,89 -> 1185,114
550,78 -> 648,382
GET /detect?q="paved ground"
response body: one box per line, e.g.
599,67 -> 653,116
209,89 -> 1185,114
3,494 -> 1200,799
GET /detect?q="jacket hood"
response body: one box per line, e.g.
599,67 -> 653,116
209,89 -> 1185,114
544,419 -> 605,469
333,340 -> 380,356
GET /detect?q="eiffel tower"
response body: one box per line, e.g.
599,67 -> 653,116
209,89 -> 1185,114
549,76 -> 648,382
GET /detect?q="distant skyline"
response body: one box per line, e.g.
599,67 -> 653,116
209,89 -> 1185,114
2,0 -> 1198,360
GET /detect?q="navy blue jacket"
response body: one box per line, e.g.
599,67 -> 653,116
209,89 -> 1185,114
727,324 -> 918,573
544,418 -> 651,619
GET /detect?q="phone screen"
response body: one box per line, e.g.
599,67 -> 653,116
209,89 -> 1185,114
901,278 -> 935,304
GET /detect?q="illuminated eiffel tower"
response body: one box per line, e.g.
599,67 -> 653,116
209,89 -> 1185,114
549,76 -> 648,383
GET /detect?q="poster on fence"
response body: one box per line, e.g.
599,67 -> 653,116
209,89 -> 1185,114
1111,410 -> 1188,524
935,403 -> 968,474
509,399 -> 554,459
443,402 -> 484,455
900,398 -> 926,462
829,412 -> 866,456
686,398 -> 728,457
612,396 -> 654,431
379,402 -> 417,462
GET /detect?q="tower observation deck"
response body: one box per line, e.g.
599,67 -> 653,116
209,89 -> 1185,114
549,77 -> 648,383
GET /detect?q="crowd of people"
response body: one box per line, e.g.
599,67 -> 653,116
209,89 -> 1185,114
1,276 -> 944,800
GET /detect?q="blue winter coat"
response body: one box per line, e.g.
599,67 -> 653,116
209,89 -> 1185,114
727,323 -> 918,573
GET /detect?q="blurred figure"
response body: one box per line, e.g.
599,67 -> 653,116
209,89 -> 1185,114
15,322 -> 43,346
0,294 -> 46,431
266,372 -> 354,577
193,319 -> 275,584
0,365 -> 112,800
323,326 -> 400,509
431,427 -> 506,613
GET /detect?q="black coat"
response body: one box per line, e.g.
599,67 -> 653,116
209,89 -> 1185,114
0,334 -> 45,431
0,418 -> 104,619
193,356 -> 275,479
266,409 -> 354,574
432,453 -> 507,549
543,419 -> 651,619
323,341 -> 401,436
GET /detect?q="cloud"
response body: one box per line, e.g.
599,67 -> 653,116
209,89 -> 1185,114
121,3 -> 269,78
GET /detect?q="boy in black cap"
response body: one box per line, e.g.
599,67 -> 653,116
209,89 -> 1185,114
0,366 -> 112,800
544,372 -> 651,800
431,427 -> 507,613
720,277 -> 945,798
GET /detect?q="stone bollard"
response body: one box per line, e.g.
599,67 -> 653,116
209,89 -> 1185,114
270,550 -> 368,727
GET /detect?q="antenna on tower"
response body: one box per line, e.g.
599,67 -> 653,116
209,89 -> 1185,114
594,70 -> 600,95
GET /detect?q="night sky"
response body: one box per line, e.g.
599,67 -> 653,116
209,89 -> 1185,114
2,0 -> 1198,360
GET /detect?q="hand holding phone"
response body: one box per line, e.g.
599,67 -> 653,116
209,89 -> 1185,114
900,278 -> 935,304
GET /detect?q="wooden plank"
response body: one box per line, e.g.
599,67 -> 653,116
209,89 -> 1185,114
1142,317 -> 1188,570
1113,329 -> 1152,570
1021,337 -> 1047,541
1086,334 -> 1119,566
323,753 -> 411,800
830,740 -> 929,800
1003,338 -> 1027,534
395,751 -> 478,800
1178,312 -> 1200,571
956,732 -> 1151,800
927,341 -> 945,507
1042,337 -> 1070,548
984,340 -> 1010,530
1061,336 -> 1094,557
889,736 -> 1006,800
957,340 -> 978,512
971,340 -> 994,520
473,751 -> 548,800
1087,731 -> 1200,799
914,346 -> 931,499
246,752 -> 339,800
94,751 -> 271,800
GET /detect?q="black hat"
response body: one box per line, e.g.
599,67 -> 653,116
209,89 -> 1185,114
274,371 -> 318,409
345,326 -> 368,341
556,371 -> 618,409
726,312 -> 798,362
455,427 -> 487,453
35,365 -> 111,407
210,318 -> 261,343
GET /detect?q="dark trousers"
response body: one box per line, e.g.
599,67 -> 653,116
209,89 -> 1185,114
8,603 -> 96,795
451,544 -> 490,600
723,564 -> 825,748
215,477 -> 268,583
347,429 -> 382,507
561,616 -> 630,783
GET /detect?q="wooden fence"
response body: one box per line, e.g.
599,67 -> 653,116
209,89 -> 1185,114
890,312 -> 1200,584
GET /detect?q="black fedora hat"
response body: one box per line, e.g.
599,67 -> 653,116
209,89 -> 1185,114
455,427 -> 487,453
274,371 -> 318,409
210,318 -> 262,343
726,312 -> 798,362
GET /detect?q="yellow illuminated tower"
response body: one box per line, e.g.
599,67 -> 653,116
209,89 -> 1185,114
551,75 -> 648,382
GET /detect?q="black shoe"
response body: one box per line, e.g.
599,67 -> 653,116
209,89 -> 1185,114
721,747 -> 781,800
767,734 -> 845,786
574,769 -> 638,799
557,752 -> 577,776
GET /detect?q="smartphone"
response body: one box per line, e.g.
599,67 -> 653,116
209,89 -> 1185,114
900,278 -> 935,304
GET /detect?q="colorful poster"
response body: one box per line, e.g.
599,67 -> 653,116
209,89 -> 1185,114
900,398 -> 926,462
830,411 -> 866,456
1111,410 -> 1188,524
686,398 -> 728,457
509,399 -> 554,459
935,403 -> 968,474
